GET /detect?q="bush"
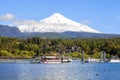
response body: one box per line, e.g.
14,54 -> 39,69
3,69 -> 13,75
0,50 -> 15,57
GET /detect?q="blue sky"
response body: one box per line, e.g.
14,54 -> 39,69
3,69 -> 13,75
0,0 -> 120,34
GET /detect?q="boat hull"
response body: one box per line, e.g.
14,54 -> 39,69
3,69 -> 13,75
109,60 -> 120,63
42,60 -> 61,64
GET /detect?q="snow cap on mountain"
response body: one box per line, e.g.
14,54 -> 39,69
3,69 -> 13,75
18,13 -> 100,33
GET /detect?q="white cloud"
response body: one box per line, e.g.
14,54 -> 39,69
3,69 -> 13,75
0,13 -> 15,21
13,19 -> 39,26
95,17 -> 100,20
82,20 -> 91,25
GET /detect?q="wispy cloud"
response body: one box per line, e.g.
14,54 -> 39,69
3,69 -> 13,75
12,19 -> 39,26
0,13 -> 15,21
95,17 -> 101,20
105,26 -> 114,29
0,13 -> 39,26
116,16 -> 120,19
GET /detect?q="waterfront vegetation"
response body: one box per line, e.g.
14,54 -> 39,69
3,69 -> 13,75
0,37 -> 120,59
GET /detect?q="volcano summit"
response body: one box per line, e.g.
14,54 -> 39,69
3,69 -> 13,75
18,13 -> 100,33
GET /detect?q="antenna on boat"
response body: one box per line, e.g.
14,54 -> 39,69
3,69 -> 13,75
81,50 -> 84,62
100,51 -> 106,62
100,51 -> 103,62
103,51 -> 106,62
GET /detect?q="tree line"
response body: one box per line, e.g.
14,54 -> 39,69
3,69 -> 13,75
0,36 -> 120,59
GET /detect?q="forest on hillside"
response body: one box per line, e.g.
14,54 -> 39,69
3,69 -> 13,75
0,37 -> 120,59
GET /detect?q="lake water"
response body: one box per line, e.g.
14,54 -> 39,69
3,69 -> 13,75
0,60 -> 120,80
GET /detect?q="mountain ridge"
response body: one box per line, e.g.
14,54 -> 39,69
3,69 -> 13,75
0,24 -> 22,37
0,24 -> 120,38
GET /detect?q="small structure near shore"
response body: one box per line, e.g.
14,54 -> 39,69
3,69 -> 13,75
82,51 -> 109,63
30,55 -> 72,64
41,56 -> 72,64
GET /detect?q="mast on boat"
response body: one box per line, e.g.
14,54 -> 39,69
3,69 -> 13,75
81,51 -> 84,62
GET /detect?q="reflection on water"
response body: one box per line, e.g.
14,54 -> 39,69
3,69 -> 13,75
0,60 -> 120,80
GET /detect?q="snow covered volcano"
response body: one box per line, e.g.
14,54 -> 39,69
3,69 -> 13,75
18,13 -> 100,33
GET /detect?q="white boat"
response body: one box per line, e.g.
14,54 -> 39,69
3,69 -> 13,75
89,58 -> 100,63
62,58 -> 73,63
41,56 -> 72,64
85,58 -> 100,63
41,56 -> 61,64
109,59 -> 120,63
